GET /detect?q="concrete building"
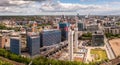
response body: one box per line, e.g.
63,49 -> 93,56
27,32 -> 40,56
3,36 -> 10,50
20,32 -> 27,52
0,30 -> 12,49
0,34 -> 4,48
86,23 -> 99,32
104,26 -> 120,34
74,28 -> 78,52
103,27 -> 111,33
32,22 -> 38,32
68,29 -> 74,61
92,31 -> 104,46
0,30 -> 14,49
40,29 -> 61,47
74,20 -> 78,52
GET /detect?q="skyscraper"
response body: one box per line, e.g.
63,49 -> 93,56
68,28 -> 74,61
59,22 -> 70,41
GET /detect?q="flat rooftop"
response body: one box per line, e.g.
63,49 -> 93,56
27,32 -> 39,38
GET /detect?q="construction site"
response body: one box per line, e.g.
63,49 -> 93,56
109,38 -> 120,57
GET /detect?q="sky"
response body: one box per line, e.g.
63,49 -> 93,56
0,0 -> 120,15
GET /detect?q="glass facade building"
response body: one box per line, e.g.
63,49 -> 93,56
10,38 -> 21,55
40,30 -> 61,47
27,33 -> 40,56
78,22 -> 84,31
92,32 -> 104,46
59,22 -> 69,41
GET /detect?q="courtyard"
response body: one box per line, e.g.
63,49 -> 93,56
90,48 -> 108,61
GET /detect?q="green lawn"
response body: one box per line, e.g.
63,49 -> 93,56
90,48 -> 108,61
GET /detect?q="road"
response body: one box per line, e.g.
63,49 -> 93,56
104,36 -> 116,60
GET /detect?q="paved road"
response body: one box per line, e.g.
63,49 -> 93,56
104,36 -> 116,60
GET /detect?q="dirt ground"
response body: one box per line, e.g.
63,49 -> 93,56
109,38 -> 120,57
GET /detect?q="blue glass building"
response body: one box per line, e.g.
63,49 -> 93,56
40,30 -> 61,47
27,33 -> 40,56
10,37 -> 21,55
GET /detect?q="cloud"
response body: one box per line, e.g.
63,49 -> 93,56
0,0 -> 32,6
0,0 -> 49,6
40,1 -> 103,12
0,0 -> 120,15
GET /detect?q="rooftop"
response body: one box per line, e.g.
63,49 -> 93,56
93,31 -> 104,35
27,32 -> 39,38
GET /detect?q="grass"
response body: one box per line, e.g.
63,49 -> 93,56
90,48 -> 108,61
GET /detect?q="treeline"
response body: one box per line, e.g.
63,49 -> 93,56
0,48 -> 99,65
32,56 -> 96,65
0,59 -> 13,65
0,24 -> 20,31
0,49 -> 31,65
0,16 -> 43,21
105,33 -> 120,38
79,32 -> 92,40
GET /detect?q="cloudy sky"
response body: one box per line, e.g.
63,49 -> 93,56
0,0 -> 120,15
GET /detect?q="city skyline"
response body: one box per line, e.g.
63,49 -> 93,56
0,0 -> 120,15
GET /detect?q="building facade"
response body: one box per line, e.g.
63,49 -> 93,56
27,32 -> 40,56
10,35 -> 21,55
86,24 -> 99,32
104,26 -> 120,35
92,31 -> 104,46
40,30 -> 61,47
59,22 -> 69,41
78,22 -> 84,31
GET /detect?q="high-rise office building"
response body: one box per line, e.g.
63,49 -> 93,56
59,22 -> 70,41
27,32 -> 40,56
10,33 -> 21,55
40,29 -> 61,47
10,32 -> 40,56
